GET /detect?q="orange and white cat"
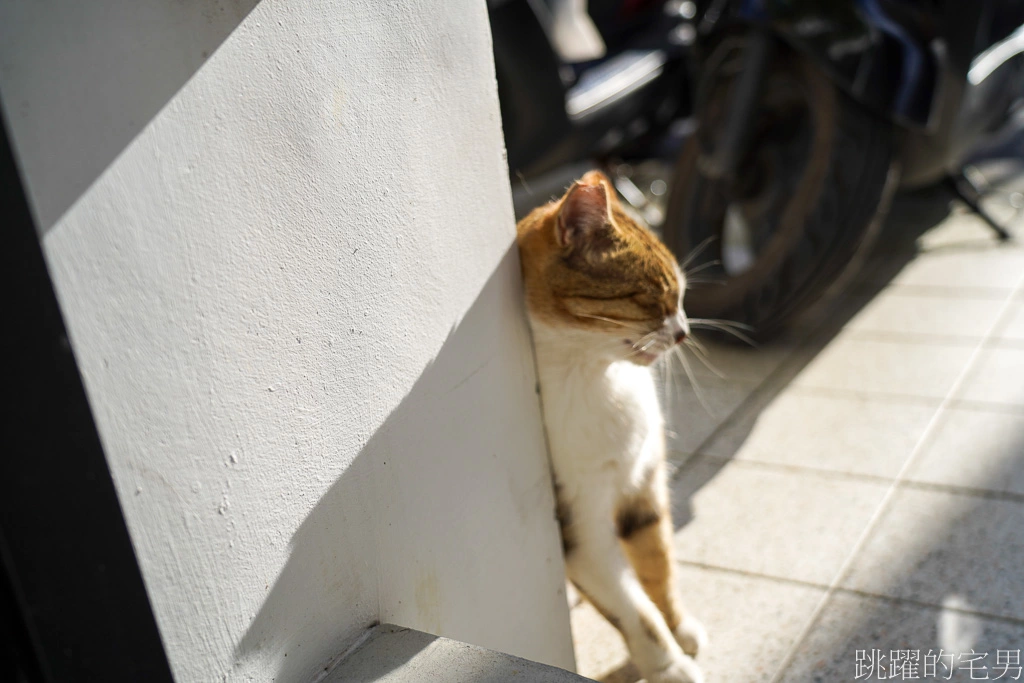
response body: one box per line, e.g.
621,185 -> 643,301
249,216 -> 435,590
517,171 -> 706,683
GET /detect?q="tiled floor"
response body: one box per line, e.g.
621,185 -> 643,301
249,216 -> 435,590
569,177 -> 1024,681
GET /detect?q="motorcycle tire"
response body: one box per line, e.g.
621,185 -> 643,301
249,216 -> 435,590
663,45 -> 897,341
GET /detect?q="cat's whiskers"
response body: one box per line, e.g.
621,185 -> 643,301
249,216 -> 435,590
687,317 -> 754,332
688,318 -> 758,347
515,170 -> 533,195
630,330 -> 660,352
680,235 -> 719,271
666,348 -> 687,420
683,337 -> 728,380
658,351 -> 674,420
684,259 -> 722,277
686,333 -> 709,356
671,344 -> 712,414
575,313 -> 645,332
685,277 -> 727,289
623,345 -> 657,362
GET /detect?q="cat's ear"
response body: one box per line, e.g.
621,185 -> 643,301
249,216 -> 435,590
556,180 -> 615,254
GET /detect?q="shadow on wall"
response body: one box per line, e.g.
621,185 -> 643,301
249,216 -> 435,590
236,247 -> 566,683
0,0 -> 259,233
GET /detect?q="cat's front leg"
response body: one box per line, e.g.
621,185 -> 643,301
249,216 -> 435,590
617,464 -> 708,658
564,522 -> 704,683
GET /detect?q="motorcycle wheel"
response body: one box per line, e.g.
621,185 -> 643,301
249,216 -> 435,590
662,44 -> 897,340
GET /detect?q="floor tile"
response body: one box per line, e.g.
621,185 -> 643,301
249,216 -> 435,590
703,391 -> 937,479
570,598 -> 630,682
781,592 -> 1024,683
672,458 -> 890,586
675,566 -> 825,683
841,488 -> 1024,622
679,338 -> 796,384
571,566 -> 825,683
916,208 -> 1022,252
843,291 -> 1005,340
995,302 -> 1024,341
906,408 -> 1024,497
889,244 -> 1024,290
956,347 -> 1024,408
851,202 -> 1024,295
662,379 -> 761,458
792,339 -> 976,399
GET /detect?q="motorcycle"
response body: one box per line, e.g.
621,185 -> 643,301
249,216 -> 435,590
489,0 -> 701,219
663,0 -> 1024,338
490,0 -> 1024,339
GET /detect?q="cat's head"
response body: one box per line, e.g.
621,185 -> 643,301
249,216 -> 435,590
516,170 -> 688,365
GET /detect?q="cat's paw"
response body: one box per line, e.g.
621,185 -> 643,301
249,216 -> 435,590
673,614 -> 708,657
645,654 -> 704,683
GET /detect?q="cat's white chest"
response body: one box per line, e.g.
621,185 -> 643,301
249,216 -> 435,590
537,355 -> 664,496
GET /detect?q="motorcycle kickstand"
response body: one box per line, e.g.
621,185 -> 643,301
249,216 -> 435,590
944,171 -> 1012,242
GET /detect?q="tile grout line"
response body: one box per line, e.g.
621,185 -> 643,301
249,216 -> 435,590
850,283 -> 1018,300
767,262 -> 1024,683
841,330 -> 1007,347
842,330 -> 1024,349
670,281 -> 967,484
670,305 -> 862,482
756,382 -> 1024,412
765,383 -> 945,406
692,453 -> 1024,504
675,560 -> 1024,628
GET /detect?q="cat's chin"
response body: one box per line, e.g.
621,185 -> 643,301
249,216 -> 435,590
621,337 -> 673,367
628,349 -> 660,366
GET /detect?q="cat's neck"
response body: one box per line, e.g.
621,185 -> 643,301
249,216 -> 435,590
528,318 -> 650,382
528,317 -> 664,439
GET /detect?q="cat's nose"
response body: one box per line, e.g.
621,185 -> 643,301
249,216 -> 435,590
673,329 -> 687,344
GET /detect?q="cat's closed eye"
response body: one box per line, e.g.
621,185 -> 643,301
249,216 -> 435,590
517,171 -> 686,348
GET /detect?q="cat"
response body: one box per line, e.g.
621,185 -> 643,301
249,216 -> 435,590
517,170 -> 707,683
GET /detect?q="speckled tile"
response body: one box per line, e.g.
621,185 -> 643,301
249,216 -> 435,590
570,598 -> 631,682
792,339 -> 976,399
956,347 -> 1024,408
703,391 -> 938,479
570,565 -> 824,683
671,458 -> 889,585
905,408 -> 1024,497
674,566 -> 824,683
662,379 -> 761,459
916,207 -> 1024,252
994,301 -> 1024,342
678,338 -> 796,384
843,292 -> 1005,340
781,592 -> 1024,683
889,243 -> 1024,290
841,488 -> 1024,622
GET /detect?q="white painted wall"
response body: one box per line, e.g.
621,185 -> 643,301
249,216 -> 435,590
0,1 -> 574,681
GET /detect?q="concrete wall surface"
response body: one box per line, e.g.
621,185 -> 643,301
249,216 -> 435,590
0,1 -> 574,681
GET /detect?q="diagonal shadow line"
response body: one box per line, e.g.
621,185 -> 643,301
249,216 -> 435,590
573,186 -> 962,683
235,247 -> 569,683
661,182 -> 1024,682
667,182 -> 961,531
0,0 -> 261,235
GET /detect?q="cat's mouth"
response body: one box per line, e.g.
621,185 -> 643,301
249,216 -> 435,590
624,339 -> 661,365
634,351 -> 658,365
